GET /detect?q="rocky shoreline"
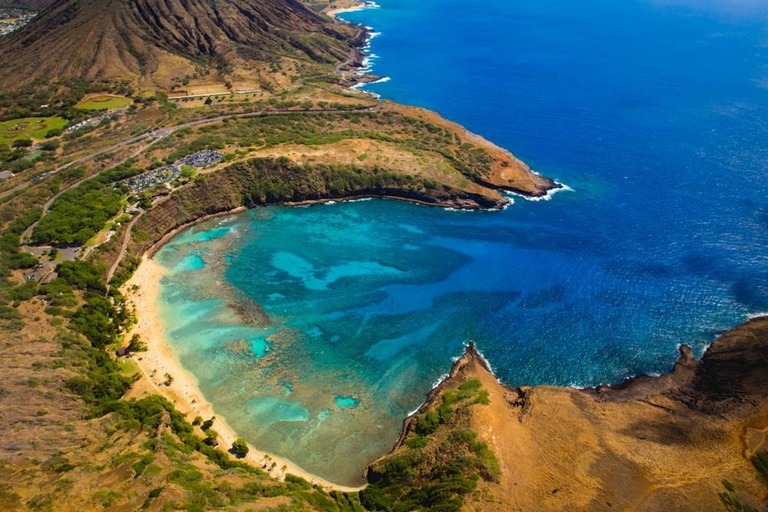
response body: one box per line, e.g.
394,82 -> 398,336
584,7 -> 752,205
370,317 -> 768,510
137,187 -> 515,259
393,316 -> 768,448
382,341 -> 494,457
129,142 -> 557,257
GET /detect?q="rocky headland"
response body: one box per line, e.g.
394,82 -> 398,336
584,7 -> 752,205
126,102 -> 557,258
364,317 -> 768,511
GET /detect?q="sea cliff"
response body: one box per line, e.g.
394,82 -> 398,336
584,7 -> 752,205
125,102 -> 557,258
363,317 -> 768,511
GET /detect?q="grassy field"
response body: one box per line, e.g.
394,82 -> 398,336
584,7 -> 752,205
0,117 -> 69,144
74,94 -> 132,110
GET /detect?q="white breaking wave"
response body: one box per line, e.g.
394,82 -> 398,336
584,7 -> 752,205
432,373 -> 450,389
405,372 -> 450,417
505,179 -> 574,202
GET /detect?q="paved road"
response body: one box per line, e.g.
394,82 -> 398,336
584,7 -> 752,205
19,134 -> 166,243
20,100 -> 381,245
105,208 -> 145,290
0,132 -> 153,203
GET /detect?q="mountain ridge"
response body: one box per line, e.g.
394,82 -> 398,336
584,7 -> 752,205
0,0 -> 361,89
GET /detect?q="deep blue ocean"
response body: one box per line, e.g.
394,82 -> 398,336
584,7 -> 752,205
156,0 -> 768,486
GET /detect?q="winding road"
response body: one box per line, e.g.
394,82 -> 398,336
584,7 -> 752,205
20,99 -> 382,250
105,208 -> 144,290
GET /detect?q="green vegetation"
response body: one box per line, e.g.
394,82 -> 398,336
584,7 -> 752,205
0,140 -> 61,173
1,210 -> 41,270
74,95 -> 131,111
160,110 -> 494,184
56,260 -> 106,291
361,379 -> 499,512
231,438 -> 249,459
62,331 -> 133,408
0,208 -> 42,327
0,77 -> 134,120
98,396 -> 369,511
754,451 -> 768,488
70,294 -> 121,348
30,164 -> 143,246
109,253 -> 141,289
128,333 -> 147,352
221,158 -> 418,204
0,117 -> 68,144
720,450 -> 768,512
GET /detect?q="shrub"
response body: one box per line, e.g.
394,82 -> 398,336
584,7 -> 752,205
361,379 -> 500,511
128,333 -> 147,352
56,260 -> 105,291
753,451 -> 768,487
69,295 -> 118,348
231,438 -> 249,459
12,138 -> 32,148
6,252 -> 37,269
31,178 -> 124,246
9,281 -> 38,301
284,474 -> 312,489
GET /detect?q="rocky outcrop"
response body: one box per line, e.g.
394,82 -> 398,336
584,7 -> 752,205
588,317 -> 768,415
378,317 -> 768,512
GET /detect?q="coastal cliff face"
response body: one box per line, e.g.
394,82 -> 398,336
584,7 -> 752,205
128,105 -> 556,257
133,156 -> 504,257
365,318 -> 768,512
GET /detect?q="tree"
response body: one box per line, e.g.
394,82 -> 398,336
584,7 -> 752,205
127,333 -> 147,352
41,140 -> 59,151
201,417 -> 215,431
12,138 -> 32,148
203,429 -> 218,446
163,373 -> 174,386
231,438 -> 249,459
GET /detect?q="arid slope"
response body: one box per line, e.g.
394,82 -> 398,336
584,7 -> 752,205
0,0 -> 360,89
370,318 -> 768,512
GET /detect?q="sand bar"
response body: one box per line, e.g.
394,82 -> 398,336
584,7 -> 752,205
123,256 -> 367,492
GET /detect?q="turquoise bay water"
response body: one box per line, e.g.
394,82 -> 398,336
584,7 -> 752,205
156,0 -> 768,486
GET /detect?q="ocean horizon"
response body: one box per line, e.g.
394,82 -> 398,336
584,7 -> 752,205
154,0 -> 768,486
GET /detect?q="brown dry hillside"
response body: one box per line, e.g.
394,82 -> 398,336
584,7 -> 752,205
0,0 -> 361,89
363,318 -> 768,512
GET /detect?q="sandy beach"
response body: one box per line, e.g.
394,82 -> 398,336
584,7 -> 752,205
326,0 -> 372,18
123,256 -> 366,493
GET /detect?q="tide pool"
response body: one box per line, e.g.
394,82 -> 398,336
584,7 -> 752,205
155,0 -> 768,486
